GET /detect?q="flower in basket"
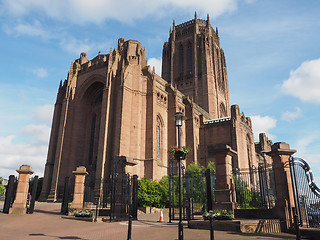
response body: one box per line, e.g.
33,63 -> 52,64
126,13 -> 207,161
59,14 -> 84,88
169,146 -> 192,160
169,146 -> 192,155
74,209 -> 94,217
202,209 -> 233,220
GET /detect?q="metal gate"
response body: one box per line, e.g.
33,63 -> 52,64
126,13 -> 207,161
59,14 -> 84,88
234,166 -> 276,209
289,157 -> 320,228
169,158 -> 215,221
81,173 -> 138,222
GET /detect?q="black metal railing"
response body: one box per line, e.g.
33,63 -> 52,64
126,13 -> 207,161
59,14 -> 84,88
169,158 -> 215,221
234,166 -> 276,209
290,157 -> 320,228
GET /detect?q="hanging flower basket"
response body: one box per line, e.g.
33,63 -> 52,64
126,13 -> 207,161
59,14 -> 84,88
169,146 -> 191,160
174,150 -> 187,160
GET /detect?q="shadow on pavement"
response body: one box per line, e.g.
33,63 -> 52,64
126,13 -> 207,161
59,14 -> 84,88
34,209 -> 62,215
29,233 -> 87,239
226,231 -> 296,239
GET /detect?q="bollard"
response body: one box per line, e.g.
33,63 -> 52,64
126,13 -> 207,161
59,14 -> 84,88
94,196 -> 100,223
61,176 -> 69,215
28,175 -> 38,214
210,216 -> 214,240
3,175 -> 16,214
127,215 -> 133,240
293,214 -> 301,240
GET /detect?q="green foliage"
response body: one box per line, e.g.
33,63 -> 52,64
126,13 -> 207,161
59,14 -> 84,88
187,163 -> 204,173
138,177 -> 167,208
234,175 -> 261,209
187,161 -> 216,174
206,161 -> 216,173
137,162 -> 216,210
186,162 -> 216,210
158,176 -> 169,207
0,177 -> 5,197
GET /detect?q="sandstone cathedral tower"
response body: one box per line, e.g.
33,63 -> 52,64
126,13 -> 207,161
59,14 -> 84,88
40,14 -> 258,202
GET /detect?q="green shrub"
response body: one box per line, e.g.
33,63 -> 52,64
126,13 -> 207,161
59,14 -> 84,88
138,177 -> 167,208
0,177 -> 5,197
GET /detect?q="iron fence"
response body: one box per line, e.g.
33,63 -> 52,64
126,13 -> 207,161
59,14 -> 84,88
290,157 -> 320,228
233,166 -> 276,209
169,158 -> 215,221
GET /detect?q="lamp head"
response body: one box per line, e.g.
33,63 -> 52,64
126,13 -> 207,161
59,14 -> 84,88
174,112 -> 184,127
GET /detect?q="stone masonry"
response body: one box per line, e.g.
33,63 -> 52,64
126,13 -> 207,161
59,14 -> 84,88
40,14 -> 259,202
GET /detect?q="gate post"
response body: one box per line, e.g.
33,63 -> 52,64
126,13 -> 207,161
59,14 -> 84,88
267,142 -> 296,231
9,165 -> 34,214
212,145 -> 237,211
71,166 -> 88,209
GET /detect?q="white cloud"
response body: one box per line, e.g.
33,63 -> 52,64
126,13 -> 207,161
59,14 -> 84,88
292,134 -> 320,184
59,37 -> 97,55
0,103 -> 53,178
148,58 -> 162,76
281,107 -> 302,121
30,68 -> 48,78
1,0 -> 241,24
34,104 -> 54,124
3,20 -> 49,38
0,134 -> 48,178
22,124 -> 51,144
281,58 -> 320,104
250,115 -> 277,141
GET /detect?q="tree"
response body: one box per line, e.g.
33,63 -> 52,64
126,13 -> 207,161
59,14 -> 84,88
0,177 -> 5,197
138,177 -> 167,208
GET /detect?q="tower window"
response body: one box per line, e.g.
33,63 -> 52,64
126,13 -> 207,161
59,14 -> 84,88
156,117 -> 162,159
179,44 -> 184,74
187,41 -> 192,72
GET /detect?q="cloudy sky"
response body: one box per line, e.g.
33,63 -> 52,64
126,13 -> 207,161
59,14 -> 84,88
0,0 -> 320,182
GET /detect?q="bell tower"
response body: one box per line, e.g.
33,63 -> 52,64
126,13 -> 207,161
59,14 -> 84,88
162,13 -> 231,119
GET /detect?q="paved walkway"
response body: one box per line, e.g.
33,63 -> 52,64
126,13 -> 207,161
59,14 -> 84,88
0,203 -> 301,240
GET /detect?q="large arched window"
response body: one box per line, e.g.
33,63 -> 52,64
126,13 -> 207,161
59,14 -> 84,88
179,44 -> 184,74
219,103 -> 227,118
246,134 -> 252,168
198,40 -> 202,76
88,114 -> 96,165
156,115 -> 163,159
187,41 -> 192,72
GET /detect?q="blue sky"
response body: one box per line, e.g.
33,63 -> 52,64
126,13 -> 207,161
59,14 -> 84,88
0,0 -> 320,183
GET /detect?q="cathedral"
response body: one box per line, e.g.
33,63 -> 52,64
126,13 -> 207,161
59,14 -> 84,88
40,14 -> 262,202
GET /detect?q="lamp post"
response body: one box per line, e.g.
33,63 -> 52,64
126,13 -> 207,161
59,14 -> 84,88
261,150 -> 270,208
150,178 -> 153,214
175,112 -> 184,240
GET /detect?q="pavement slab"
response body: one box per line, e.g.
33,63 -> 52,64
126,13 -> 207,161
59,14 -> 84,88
0,203 -> 301,240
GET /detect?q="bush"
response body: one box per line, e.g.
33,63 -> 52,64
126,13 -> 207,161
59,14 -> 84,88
138,177 -> 167,208
137,162 -> 216,210
0,177 -> 5,197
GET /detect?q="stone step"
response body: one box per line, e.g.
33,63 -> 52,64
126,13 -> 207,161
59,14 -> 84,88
189,218 -> 281,233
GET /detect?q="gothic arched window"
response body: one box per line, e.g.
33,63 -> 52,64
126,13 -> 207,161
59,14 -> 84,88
187,41 -> 192,72
198,40 -> 202,76
179,44 -> 184,74
88,114 -> 96,165
157,125 -> 160,159
156,116 -> 163,159
219,103 -> 227,118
